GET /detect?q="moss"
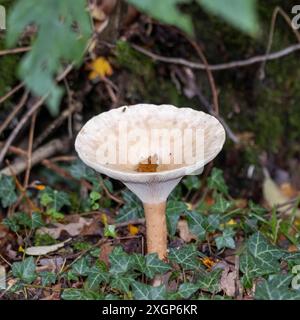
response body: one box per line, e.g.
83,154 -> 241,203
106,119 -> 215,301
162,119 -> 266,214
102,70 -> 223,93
115,40 -> 190,106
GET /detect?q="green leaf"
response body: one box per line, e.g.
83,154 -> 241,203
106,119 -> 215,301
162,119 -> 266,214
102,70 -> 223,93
0,174 -> 17,208
39,271 -> 57,286
197,0 -> 259,36
71,257 -> 90,276
85,266 -> 109,291
109,247 -> 133,274
131,281 -> 166,300
197,268 -> 222,293
144,253 -> 171,279
247,232 -> 284,273
210,194 -> 232,213
239,249 -> 265,288
205,214 -> 221,232
61,289 -> 102,300
215,228 -> 236,250
127,0 -> 194,35
40,187 -> 71,212
166,200 -> 187,236
69,160 -> 99,185
186,211 -> 206,239
177,282 -> 200,299
183,176 -> 201,191
169,245 -> 199,270
255,275 -> 300,300
110,275 -> 134,293
12,257 -> 37,284
207,168 -> 228,195
7,0 -> 92,115
31,212 -> 44,229
116,191 -> 144,223
2,217 -> 20,232
104,224 -> 117,238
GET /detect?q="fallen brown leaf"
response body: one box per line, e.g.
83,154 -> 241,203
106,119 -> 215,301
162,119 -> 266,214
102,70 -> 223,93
37,217 -> 93,239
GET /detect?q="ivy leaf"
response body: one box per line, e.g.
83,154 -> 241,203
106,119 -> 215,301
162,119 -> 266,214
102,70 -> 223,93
144,253 -> 171,279
69,160 -> 99,186
127,0 -> 194,36
186,211 -> 206,239
247,232 -> 284,273
169,245 -> 199,270
2,216 -> 20,232
116,191 -> 144,223
205,214 -> 221,232
255,274 -> 300,300
40,187 -> 71,212
210,194 -> 232,213
197,268 -> 222,293
131,281 -> 166,300
239,249 -> 266,288
72,257 -> 90,276
215,228 -> 236,250
110,275 -> 135,293
109,247 -> 133,274
166,200 -> 187,236
197,0 -> 259,36
39,271 -> 57,286
61,289 -> 102,300
31,212 -> 44,229
182,176 -> 201,191
0,174 -> 17,208
12,257 -> 37,284
176,282 -> 200,299
85,266 -> 109,291
7,0 -> 92,115
207,168 -> 228,195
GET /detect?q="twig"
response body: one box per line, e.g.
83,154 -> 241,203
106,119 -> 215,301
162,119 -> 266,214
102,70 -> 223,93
259,7 -> 300,79
49,156 -> 76,162
0,91 -> 29,136
0,139 -> 70,176
100,178 -> 124,204
0,142 -> 27,157
115,218 -> 145,228
131,43 -> 300,71
0,64 -> 74,165
41,159 -> 92,190
0,83 -> 24,105
33,102 -> 81,148
0,46 -> 31,56
188,40 -> 219,115
23,111 -> 37,189
0,97 -> 46,164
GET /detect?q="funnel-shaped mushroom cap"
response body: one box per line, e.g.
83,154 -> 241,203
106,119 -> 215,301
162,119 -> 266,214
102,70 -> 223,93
75,104 -> 225,203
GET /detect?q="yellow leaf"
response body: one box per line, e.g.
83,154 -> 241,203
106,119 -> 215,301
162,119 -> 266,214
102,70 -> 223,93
128,224 -> 139,236
226,219 -> 236,226
101,213 -> 108,226
88,57 -> 113,80
18,246 -> 25,253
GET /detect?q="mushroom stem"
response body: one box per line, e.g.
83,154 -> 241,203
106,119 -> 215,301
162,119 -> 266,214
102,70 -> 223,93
143,201 -> 167,260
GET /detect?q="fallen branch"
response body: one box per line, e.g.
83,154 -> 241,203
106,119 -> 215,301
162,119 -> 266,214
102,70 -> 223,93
131,43 -> 300,71
33,102 -> 82,148
0,139 -> 70,176
0,46 -> 31,56
0,83 -> 24,105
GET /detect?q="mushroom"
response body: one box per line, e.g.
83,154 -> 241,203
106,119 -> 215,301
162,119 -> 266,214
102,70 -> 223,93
75,104 -> 225,259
